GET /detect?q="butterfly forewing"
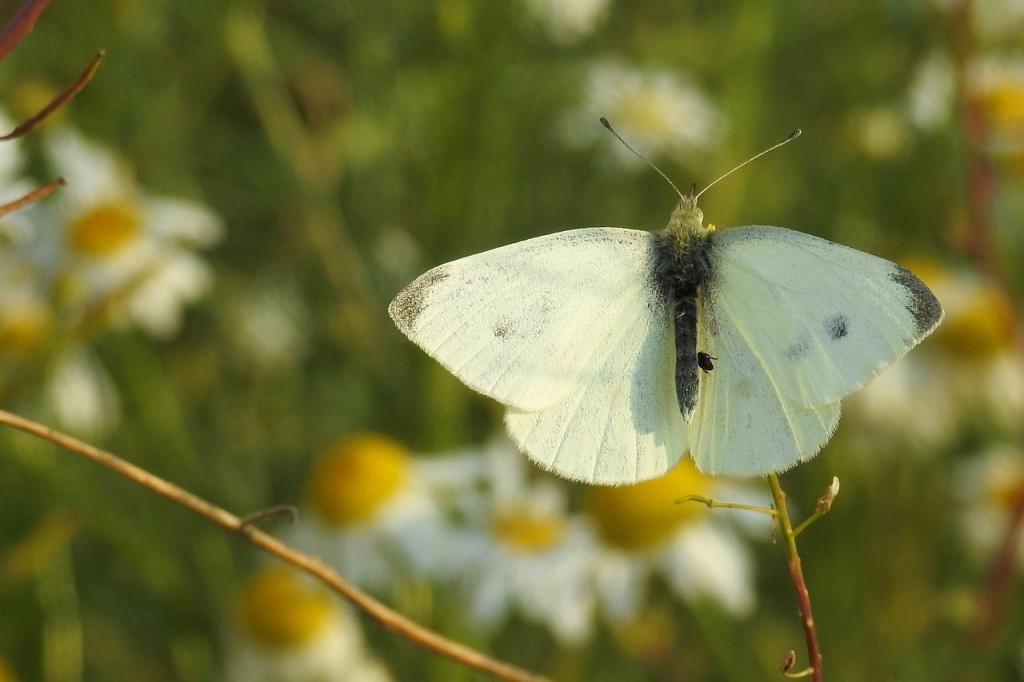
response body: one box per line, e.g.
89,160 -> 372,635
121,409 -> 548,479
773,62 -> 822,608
703,227 -> 942,407
390,228 -> 663,412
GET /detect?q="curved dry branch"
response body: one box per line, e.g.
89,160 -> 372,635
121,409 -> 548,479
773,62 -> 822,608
0,408 -> 550,682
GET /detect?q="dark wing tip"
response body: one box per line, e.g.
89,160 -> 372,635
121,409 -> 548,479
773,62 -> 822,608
890,265 -> 944,337
389,265 -> 451,333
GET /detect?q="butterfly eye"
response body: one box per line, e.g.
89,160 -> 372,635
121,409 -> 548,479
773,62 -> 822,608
697,352 -> 717,373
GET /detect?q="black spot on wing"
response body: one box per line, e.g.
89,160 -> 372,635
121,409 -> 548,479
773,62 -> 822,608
824,313 -> 849,340
784,335 -> 811,359
890,265 -> 944,336
389,265 -> 451,330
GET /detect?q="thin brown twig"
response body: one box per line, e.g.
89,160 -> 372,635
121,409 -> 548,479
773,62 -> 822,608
0,0 -> 50,63
767,474 -> 822,682
0,408 -> 550,682
239,504 -> 299,528
0,49 -> 106,141
0,177 -> 65,218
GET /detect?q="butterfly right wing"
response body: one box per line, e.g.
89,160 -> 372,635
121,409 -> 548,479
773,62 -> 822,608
389,228 -> 669,412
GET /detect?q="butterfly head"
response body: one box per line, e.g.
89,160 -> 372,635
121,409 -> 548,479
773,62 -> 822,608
665,184 -> 709,242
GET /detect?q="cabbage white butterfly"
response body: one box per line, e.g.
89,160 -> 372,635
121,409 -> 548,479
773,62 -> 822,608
389,130 -> 943,484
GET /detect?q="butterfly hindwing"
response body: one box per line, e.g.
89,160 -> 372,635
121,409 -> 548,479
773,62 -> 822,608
504,263 -> 688,483
690,296 -> 842,475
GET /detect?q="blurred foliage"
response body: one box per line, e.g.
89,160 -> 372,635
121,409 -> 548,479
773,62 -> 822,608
0,0 -> 1022,681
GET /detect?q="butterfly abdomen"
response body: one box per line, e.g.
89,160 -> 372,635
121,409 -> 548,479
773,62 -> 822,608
653,228 -> 713,420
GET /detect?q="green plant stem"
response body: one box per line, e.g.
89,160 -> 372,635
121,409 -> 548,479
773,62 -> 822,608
767,474 -> 823,682
791,510 -> 824,539
676,494 -> 778,516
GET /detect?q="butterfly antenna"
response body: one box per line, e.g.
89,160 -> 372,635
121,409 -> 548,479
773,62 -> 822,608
694,129 -> 802,200
600,117 -> 686,201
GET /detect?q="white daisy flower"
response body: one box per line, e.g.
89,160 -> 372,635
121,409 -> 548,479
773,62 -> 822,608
954,445 -> 1024,566
968,56 -> 1024,160
0,108 -> 39,246
287,434 -> 457,593
443,443 -> 598,643
906,52 -> 955,132
223,566 -> 392,682
524,0 -> 610,45
221,276 -> 311,375
584,459 -> 758,623
34,128 -> 222,338
45,349 -> 121,438
562,61 -> 723,170
0,259 -> 52,360
848,106 -> 909,159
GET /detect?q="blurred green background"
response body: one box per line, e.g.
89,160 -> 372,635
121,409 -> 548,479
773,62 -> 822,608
1,0 -> 1023,680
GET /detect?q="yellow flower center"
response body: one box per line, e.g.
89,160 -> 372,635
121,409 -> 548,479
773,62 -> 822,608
307,433 -> 410,525
240,566 -> 332,648
490,506 -> 566,551
0,300 -> 51,355
983,81 -> 1024,132
588,459 -> 710,551
68,201 -> 141,257
989,467 -> 1024,510
938,282 -> 1014,358
618,91 -> 672,139
0,658 -> 16,682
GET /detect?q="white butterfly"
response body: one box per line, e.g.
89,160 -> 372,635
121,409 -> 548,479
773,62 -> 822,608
389,189 -> 943,485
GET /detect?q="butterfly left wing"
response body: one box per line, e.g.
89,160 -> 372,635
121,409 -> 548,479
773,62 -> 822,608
392,227 -> 688,485
689,225 -> 942,476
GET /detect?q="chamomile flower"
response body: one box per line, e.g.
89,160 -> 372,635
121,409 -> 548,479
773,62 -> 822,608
584,459 -> 756,622
222,276 -> 311,375
36,128 -> 222,338
224,566 -> 392,682
0,261 -> 51,360
524,0 -> 610,45
849,106 -> 909,160
954,445 -> 1024,566
287,433 -> 454,593
445,443 -> 597,643
968,56 -> 1024,160
562,61 -> 722,170
0,108 -> 36,245
44,349 -> 121,438
906,52 -> 955,132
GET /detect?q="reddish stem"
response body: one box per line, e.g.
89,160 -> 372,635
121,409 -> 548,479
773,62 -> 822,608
0,177 -> 65,217
0,49 -> 105,141
768,475 -> 823,681
0,0 -> 50,63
